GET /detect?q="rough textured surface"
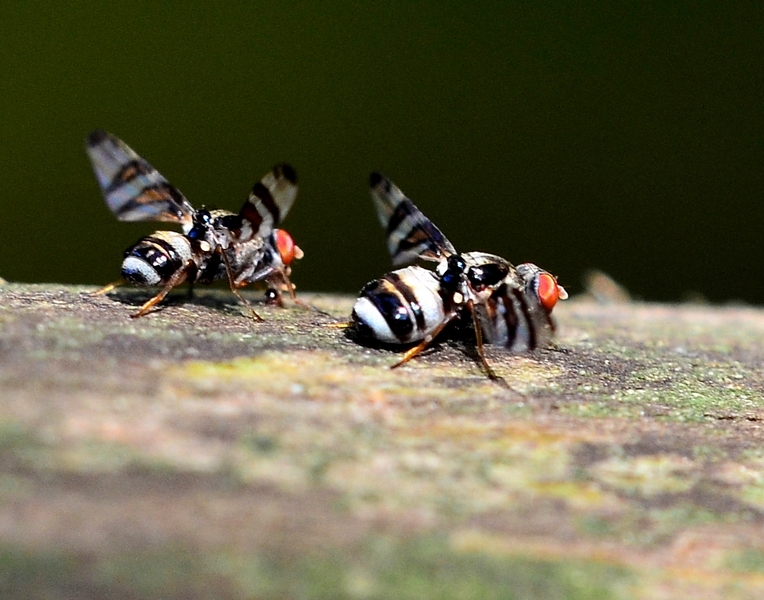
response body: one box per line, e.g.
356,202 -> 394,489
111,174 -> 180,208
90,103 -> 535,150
2,283 -> 764,598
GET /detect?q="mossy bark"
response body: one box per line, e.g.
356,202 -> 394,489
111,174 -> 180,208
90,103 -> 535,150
2,283 -> 764,599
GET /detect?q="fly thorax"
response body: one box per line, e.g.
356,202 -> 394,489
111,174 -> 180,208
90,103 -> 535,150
209,212 -> 248,249
438,254 -> 469,308
466,260 -> 511,300
229,236 -> 279,286
218,212 -> 257,241
187,208 -> 217,247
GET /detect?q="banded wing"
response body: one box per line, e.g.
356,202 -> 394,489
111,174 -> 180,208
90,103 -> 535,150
238,163 -> 298,238
369,172 -> 457,266
86,130 -> 195,228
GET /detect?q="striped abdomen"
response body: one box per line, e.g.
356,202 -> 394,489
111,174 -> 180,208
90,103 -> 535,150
476,282 -> 555,352
121,230 -> 195,286
352,266 -> 446,344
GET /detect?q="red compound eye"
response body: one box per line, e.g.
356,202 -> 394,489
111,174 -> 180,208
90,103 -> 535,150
275,229 -> 301,265
537,272 -> 566,311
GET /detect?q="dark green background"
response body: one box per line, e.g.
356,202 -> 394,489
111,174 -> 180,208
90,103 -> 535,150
2,2 -> 762,302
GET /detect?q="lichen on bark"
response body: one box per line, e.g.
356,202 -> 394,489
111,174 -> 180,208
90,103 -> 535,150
2,283 -> 764,598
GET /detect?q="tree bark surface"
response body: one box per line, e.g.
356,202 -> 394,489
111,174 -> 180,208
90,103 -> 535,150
2,283 -> 764,598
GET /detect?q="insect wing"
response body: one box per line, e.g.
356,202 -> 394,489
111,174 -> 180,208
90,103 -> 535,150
369,172 -> 457,267
86,130 -> 195,228
239,163 -> 298,238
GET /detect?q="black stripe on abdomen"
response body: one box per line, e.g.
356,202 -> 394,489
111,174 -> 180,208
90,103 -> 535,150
360,279 -> 415,341
386,272 -> 425,333
126,236 -> 184,281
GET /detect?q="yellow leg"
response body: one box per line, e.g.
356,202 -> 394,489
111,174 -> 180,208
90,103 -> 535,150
390,303 -> 504,383
130,265 -> 191,318
391,313 -> 458,369
91,280 -> 124,296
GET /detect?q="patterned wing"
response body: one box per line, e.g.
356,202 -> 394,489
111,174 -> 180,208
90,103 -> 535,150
369,172 -> 456,266
238,163 -> 298,238
86,130 -> 195,228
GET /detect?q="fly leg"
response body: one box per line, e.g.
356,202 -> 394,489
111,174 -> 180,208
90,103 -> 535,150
91,280 -> 124,296
130,263 -> 193,318
264,277 -> 287,308
265,268 -> 297,307
466,299 -> 504,383
391,312 -> 459,369
219,248 -> 263,322
265,269 -> 335,318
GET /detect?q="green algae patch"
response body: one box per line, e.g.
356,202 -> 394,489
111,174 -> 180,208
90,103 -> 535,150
594,383 -> 763,425
180,351 -> 343,381
0,535 -> 634,600
0,547 -> 83,599
590,454 -> 699,497
5,286 -> 764,597
168,356 -> 610,517
549,306 -> 764,424
559,398 -> 645,419
725,549 -> 764,575
737,481 -> 764,511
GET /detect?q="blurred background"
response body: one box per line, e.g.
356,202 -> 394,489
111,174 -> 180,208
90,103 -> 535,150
1,2 -> 762,302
